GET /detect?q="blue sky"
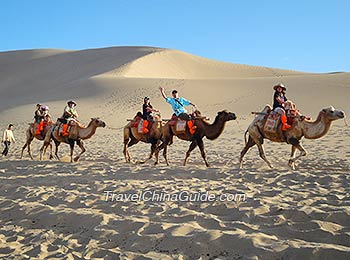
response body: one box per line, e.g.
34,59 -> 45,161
1,0 -> 349,72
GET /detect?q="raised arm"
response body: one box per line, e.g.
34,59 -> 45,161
159,87 -> 167,99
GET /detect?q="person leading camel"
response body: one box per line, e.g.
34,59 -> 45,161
273,83 -> 291,131
60,100 -> 78,136
142,97 -> 159,133
159,87 -> 197,134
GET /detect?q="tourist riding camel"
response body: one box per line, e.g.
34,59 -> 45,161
158,110 -> 236,167
60,100 -> 79,137
239,105 -> 345,169
123,112 -> 163,164
159,87 -> 197,134
34,104 -> 51,135
272,83 -> 292,131
142,96 -> 159,133
21,105 -> 54,160
40,117 -> 106,162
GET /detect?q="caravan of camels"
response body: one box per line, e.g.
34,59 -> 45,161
19,84 -> 344,169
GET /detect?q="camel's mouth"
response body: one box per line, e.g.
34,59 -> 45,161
338,111 -> 345,119
230,113 -> 237,120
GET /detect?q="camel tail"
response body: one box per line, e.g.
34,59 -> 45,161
244,129 -> 249,145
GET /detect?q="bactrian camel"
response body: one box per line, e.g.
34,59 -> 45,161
158,110 -> 237,167
239,105 -> 345,169
21,120 -> 54,160
123,114 -> 164,164
40,118 -> 106,162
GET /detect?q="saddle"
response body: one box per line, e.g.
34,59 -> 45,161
131,116 -> 153,134
169,115 -> 196,134
263,112 -> 281,133
56,119 -> 78,138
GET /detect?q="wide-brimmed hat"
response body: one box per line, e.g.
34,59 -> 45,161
67,100 -> 77,105
273,84 -> 286,91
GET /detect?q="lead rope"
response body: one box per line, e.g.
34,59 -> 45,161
106,125 -> 123,131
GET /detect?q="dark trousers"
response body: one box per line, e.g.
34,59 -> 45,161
177,113 -> 191,120
2,141 -> 10,156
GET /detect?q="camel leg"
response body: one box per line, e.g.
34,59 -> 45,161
48,142 -> 54,160
155,142 -> 169,166
22,136 -> 34,160
184,140 -> 198,166
160,135 -> 173,166
139,141 -> 157,164
68,139 -> 75,162
154,140 -> 161,165
74,140 -> 85,162
123,137 -> 139,163
288,145 -> 297,170
20,142 -> 27,159
256,142 -> 273,168
42,141 -> 53,160
40,140 -> 51,160
197,138 -> 210,167
239,135 -> 256,169
289,140 -> 307,165
54,140 -> 61,161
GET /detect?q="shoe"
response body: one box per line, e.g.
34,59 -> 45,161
142,120 -> 149,134
187,121 -> 197,134
281,115 -> 291,131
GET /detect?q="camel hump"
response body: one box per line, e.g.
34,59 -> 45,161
263,104 -> 272,113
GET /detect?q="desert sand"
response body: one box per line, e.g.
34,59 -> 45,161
0,47 -> 349,259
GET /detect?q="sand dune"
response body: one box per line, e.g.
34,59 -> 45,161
0,46 -> 349,259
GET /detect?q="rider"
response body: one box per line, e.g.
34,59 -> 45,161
273,83 -> 291,131
159,87 -> 197,134
34,104 -> 44,134
142,97 -> 159,133
61,100 -> 78,136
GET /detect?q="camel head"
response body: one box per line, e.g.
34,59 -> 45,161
91,118 -> 106,128
216,110 -> 237,122
321,107 -> 345,122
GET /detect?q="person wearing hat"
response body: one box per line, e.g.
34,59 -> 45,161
142,97 -> 159,121
60,100 -> 78,136
34,103 -> 43,123
272,84 -> 291,131
35,105 -> 51,135
159,87 -> 197,134
141,97 -> 159,133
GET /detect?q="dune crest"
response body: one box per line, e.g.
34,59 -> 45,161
111,49 -> 306,79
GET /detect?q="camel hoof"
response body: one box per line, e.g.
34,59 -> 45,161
73,157 -> 79,162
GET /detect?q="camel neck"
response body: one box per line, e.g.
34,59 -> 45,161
204,117 -> 226,140
79,122 -> 97,140
302,112 -> 331,139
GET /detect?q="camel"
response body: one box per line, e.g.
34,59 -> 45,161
239,105 -> 345,169
123,113 -> 164,164
158,110 -> 237,167
20,120 -> 54,160
40,118 -> 106,162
